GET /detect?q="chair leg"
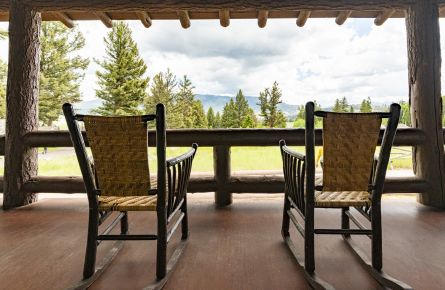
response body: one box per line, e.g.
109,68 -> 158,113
371,205 -> 383,271
341,207 -> 350,238
281,192 -> 291,238
181,195 -> 189,240
156,211 -> 168,280
305,207 -> 315,273
120,211 -> 129,235
83,209 -> 99,279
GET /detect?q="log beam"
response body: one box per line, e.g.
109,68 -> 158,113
257,10 -> 268,28
52,12 -> 74,28
25,0 -> 414,12
335,10 -> 352,25
374,9 -> 396,26
94,11 -> 112,28
296,10 -> 311,27
219,9 -> 230,27
406,0 -> 445,207
136,11 -> 151,28
177,10 -> 190,29
3,0 -> 40,209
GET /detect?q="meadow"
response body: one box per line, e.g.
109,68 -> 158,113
0,146 -> 414,176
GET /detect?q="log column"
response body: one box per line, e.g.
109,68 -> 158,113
213,145 -> 232,206
3,0 -> 41,209
406,0 -> 445,207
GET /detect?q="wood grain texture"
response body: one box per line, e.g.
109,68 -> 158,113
53,12 -> 74,28
374,9 -> 396,25
3,0 -> 40,209
219,8 -> 230,27
257,10 -> 268,28
24,0 -> 415,12
296,10 -> 311,27
177,10 -> 190,28
213,146 -> 232,206
406,0 -> 445,208
335,10 -> 352,25
94,11 -> 112,28
136,11 -> 152,28
0,196 -> 443,289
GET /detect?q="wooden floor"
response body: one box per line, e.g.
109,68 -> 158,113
0,193 -> 444,290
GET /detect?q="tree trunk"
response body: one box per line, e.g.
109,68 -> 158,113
3,0 -> 40,209
406,0 -> 445,207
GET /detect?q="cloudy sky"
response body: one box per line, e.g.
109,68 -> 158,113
1,18 -> 445,106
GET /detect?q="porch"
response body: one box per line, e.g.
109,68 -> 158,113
0,193 -> 443,290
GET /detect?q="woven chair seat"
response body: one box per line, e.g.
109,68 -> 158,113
315,191 -> 371,208
98,195 -> 157,211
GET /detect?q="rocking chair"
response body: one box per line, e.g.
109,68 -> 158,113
63,103 -> 198,289
280,102 -> 412,289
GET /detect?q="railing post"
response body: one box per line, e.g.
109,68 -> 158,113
213,145 -> 232,206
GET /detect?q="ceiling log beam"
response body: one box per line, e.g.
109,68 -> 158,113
257,10 -> 268,28
53,12 -> 74,28
296,10 -> 311,27
23,0 -> 415,12
219,9 -> 230,27
374,9 -> 396,26
178,10 -> 190,29
94,11 -> 112,28
335,10 -> 352,25
136,11 -> 152,28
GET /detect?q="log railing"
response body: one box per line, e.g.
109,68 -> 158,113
0,128 -> 430,206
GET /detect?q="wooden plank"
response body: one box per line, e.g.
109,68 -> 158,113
297,10 -> 311,27
25,0 -> 414,12
406,0 -> 445,208
219,9 -> 230,27
257,10 -> 268,28
3,0 -> 40,209
374,9 -> 396,26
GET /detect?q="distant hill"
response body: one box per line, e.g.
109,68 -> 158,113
76,95 -> 300,118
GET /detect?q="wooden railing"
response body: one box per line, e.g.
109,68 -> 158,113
0,128 -> 430,206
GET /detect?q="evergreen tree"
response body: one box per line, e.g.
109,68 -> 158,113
144,69 -> 179,127
176,75 -> 195,128
192,100 -> 208,128
207,107 -> 216,128
0,59 -> 7,118
95,21 -> 148,116
293,101 -> 322,128
214,112 -> 222,128
221,99 -> 237,128
399,100 -> 411,126
232,89 -> 258,128
349,105 -> 354,113
332,97 -> 349,112
39,22 -> 89,125
360,97 -> 373,113
258,81 -> 287,128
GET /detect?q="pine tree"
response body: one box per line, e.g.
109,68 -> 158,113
0,59 -> 7,118
333,97 -> 349,112
95,21 -> 148,116
176,75 -> 196,128
192,100 -> 208,128
207,107 -> 216,128
221,99 -> 237,128
230,89 -> 258,128
349,105 -> 354,113
214,112 -> 222,128
258,81 -> 287,128
360,97 -> 372,113
39,22 -> 89,125
399,101 -> 411,126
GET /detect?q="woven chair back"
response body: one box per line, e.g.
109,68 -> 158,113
83,115 -> 151,197
322,113 -> 382,192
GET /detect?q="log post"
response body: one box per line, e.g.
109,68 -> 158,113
406,0 -> 445,208
3,0 -> 41,209
213,145 -> 232,206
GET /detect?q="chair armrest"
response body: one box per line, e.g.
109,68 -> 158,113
166,143 -> 198,167
279,139 -> 305,161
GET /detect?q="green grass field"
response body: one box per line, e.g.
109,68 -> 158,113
0,146 -> 414,176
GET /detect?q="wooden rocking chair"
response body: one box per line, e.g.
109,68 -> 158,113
280,102 -> 412,290
63,103 -> 198,290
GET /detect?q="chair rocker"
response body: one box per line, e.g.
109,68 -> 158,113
63,103 -> 198,290
280,102 -> 412,290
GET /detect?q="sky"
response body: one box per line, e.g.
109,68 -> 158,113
0,18 -> 445,106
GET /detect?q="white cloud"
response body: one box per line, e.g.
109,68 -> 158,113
2,18 -> 445,107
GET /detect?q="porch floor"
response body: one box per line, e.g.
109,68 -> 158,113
0,193 -> 444,290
